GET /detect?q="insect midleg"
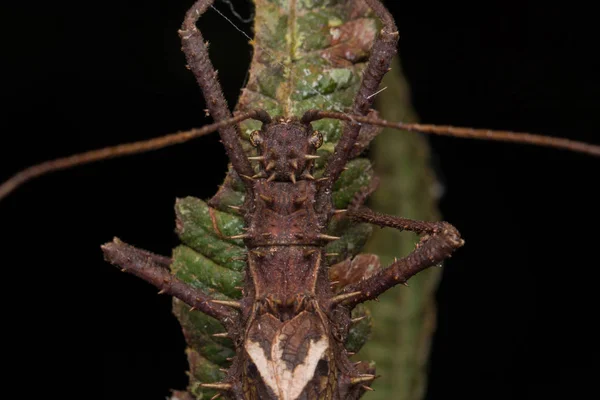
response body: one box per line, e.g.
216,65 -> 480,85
335,208 -> 464,308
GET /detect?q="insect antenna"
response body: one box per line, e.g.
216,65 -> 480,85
302,110 -> 600,157
0,109 -> 270,201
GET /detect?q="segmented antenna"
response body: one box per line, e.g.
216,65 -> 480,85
2,108 -> 598,202
0,110 -> 267,201
302,110 -> 600,157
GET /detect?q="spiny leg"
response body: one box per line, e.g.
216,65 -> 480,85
102,237 -> 239,331
332,208 -> 464,309
315,0 -> 398,209
179,0 -> 255,186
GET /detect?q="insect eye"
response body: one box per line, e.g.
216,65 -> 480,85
249,130 -> 263,147
309,131 -> 323,149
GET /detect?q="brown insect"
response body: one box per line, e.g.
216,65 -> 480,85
1,1 -> 598,399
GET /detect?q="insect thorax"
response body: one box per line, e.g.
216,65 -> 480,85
249,117 -> 323,183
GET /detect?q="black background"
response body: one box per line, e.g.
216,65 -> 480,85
0,1 -> 598,399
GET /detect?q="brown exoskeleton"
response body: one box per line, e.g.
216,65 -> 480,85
101,106 -> 465,400
1,1 -> 598,399
101,1 -> 467,396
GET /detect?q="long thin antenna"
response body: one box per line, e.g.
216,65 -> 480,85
305,111 -> 600,157
0,110 -> 265,201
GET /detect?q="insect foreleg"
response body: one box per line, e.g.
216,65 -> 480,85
179,0 -> 255,187
316,0 -> 398,209
102,237 -> 239,331
333,208 -> 464,309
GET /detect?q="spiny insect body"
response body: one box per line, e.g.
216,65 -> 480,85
106,1 -> 465,398
2,1 -> 599,400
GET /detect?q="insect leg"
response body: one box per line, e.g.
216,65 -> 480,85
332,208 -> 464,309
316,0 -> 398,208
102,237 -> 239,330
179,0 -> 255,186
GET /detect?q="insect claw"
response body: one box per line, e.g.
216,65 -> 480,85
351,316 -> 367,324
304,154 -> 320,160
290,173 -> 297,184
289,159 -> 298,169
361,385 -> 375,391
252,172 -> 266,179
219,368 -> 228,373
227,205 -> 241,211
157,289 -> 167,295
266,161 -> 276,171
267,173 -> 277,182
247,156 -> 265,161
318,234 -> 341,241
302,173 -> 315,180
331,291 -> 362,305
334,209 -> 347,214
211,300 -> 242,309
210,394 -> 222,400
189,306 -> 197,312
329,280 -> 340,286
402,281 -> 410,287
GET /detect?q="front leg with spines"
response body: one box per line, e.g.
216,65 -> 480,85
316,0 -> 399,210
333,208 -> 465,309
179,0 -> 255,187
